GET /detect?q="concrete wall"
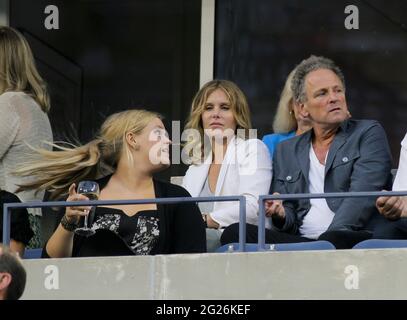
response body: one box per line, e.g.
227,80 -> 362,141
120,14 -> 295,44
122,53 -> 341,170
20,248 -> 407,300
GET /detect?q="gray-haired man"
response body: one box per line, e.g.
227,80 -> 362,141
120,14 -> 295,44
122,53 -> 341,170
221,55 -> 393,249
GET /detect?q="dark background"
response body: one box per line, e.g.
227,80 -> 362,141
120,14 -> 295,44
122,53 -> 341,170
215,0 -> 407,166
9,0 -> 407,175
10,0 -> 202,179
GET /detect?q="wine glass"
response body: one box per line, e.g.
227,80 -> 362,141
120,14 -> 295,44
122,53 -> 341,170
74,180 -> 100,237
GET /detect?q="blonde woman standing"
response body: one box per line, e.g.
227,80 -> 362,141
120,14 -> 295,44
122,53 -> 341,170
0,26 -> 53,248
182,80 -> 272,251
16,109 -> 206,257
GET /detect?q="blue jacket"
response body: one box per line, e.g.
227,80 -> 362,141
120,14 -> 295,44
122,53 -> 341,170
262,131 -> 295,158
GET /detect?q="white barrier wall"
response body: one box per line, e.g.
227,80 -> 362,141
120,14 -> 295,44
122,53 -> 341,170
21,249 -> 407,299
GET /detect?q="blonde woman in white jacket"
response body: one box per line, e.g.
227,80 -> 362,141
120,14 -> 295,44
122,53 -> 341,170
182,80 -> 272,251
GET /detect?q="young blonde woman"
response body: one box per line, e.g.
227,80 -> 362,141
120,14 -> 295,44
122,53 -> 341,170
262,68 -> 312,157
0,26 -> 53,248
16,109 -> 206,257
182,80 -> 272,251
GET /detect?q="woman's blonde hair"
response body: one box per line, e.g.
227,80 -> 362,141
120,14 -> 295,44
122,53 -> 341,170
0,26 -> 50,112
15,109 -> 161,199
183,79 -> 252,163
272,69 -> 297,133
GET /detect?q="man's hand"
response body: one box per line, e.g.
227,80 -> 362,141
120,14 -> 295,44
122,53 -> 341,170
376,193 -> 407,220
265,192 -> 285,220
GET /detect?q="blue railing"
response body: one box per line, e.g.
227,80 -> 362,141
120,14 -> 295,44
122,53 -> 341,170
2,195 -> 247,252
258,190 -> 407,251
5,190 -> 407,255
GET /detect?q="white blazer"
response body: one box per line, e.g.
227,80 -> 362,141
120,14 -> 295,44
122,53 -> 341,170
182,136 -> 272,228
393,133 -> 407,190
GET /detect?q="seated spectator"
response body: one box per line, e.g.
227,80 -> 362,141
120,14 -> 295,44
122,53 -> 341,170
0,244 -> 27,300
0,189 -> 33,257
262,68 -> 312,157
373,133 -> 407,238
0,26 -> 53,249
15,109 -> 206,257
182,79 -> 272,251
221,55 -> 392,249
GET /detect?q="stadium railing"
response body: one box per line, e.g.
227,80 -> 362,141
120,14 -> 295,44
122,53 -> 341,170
2,195 -> 247,256
256,190 -> 407,251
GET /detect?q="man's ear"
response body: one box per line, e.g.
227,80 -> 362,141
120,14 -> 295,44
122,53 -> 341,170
295,100 -> 309,118
0,273 -> 12,290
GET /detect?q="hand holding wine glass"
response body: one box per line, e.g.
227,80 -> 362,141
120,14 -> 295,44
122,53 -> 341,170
64,183 -> 91,223
73,181 -> 100,237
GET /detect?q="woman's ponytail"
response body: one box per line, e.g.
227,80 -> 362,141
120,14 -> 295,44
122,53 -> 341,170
15,139 -> 106,200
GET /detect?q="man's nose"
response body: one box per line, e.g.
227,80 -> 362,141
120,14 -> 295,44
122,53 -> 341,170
328,90 -> 340,102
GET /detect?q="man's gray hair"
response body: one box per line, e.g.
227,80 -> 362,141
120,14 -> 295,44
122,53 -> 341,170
291,55 -> 346,103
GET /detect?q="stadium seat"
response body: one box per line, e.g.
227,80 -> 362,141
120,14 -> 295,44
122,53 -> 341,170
353,239 -> 407,249
216,240 -> 336,252
23,248 -> 42,259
